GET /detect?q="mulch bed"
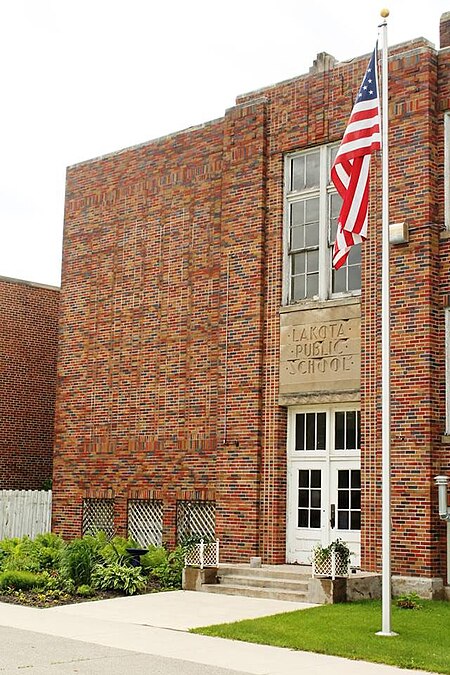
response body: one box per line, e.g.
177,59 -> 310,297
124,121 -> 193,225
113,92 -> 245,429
0,579 -> 163,608
0,590 -> 124,608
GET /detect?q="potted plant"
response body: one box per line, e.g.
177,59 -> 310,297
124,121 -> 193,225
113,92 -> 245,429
312,538 -> 352,579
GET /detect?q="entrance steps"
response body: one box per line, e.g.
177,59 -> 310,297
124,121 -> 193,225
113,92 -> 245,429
201,564 -> 312,603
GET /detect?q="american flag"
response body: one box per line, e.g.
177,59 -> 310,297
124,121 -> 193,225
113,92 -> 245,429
331,49 -> 381,270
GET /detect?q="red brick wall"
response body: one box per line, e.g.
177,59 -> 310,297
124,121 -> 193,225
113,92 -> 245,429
0,277 -> 59,489
53,35 -> 448,580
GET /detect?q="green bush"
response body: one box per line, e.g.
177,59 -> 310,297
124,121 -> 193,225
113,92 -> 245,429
61,536 -> 103,586
92,563 -> 146,595
139,545 -> 168,572
0,537 -> 40,573
0,570 -> 46,591
31,533 -> 65,572
396,592 -> 423,610
76,584 -> 95,597
99,536 -> 138,565
150,546 -> 184,590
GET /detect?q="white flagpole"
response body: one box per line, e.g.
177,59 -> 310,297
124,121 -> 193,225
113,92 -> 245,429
377,8 -> 397,638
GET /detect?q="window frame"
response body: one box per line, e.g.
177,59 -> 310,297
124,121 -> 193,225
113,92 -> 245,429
283,144 -> 362,304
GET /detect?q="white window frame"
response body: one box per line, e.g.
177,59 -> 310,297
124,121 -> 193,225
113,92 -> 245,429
445,113 -> 450,231
283,144 -> 362,304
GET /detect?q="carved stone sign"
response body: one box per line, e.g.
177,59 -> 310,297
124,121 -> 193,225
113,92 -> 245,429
280,303 -> 360,397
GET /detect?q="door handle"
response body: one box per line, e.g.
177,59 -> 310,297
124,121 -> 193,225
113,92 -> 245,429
330,504 -> 336,529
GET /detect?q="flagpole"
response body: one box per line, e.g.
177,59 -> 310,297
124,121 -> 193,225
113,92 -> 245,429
377,8 -> 396,638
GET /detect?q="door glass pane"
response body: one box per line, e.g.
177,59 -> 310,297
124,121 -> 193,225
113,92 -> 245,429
298,510 -> 308,527
311,470 -> 321,488
299,490 -> 309,507
338,512 -> 349,529
299,469 -> 309,487
351,511 -> 361,529
338,471 -> 349,488
310,510 -> 321,528
311,489 -> 321,508
338,491 -> 349,509
351,470 -> 361,488
351,490 -> 361,509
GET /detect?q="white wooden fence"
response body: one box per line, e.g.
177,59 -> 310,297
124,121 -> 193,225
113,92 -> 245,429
0,490 -> 52,539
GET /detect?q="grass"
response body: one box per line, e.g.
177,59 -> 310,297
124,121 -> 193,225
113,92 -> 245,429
192,600 -> 450,674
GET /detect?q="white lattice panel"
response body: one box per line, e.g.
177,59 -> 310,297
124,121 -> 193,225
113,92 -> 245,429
312,550 -> 349,579
185,539 -> 219,568
82,498 -> 114,538
176,500 -> 215,543
128,500 -> 163,547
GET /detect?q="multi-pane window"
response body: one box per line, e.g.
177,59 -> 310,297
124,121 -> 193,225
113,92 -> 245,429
335,411 -> 361,451
295,410 -> 360,452
337,469 -> 361,530
285,145 -> 361,302
295,412 -> 326,451
298,469 -> 322,528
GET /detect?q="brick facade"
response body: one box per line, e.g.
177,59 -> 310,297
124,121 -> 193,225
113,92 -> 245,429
52,20 -> 450,585
0,277 -> 59,489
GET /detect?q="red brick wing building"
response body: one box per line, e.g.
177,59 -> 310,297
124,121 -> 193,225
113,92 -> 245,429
0,277 -> 59,489
52,15 -> 450,595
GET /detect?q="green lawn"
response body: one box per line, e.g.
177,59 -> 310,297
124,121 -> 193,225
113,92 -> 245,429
192,600 -> 450,674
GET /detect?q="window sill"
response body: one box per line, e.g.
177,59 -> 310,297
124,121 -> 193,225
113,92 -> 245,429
280,295 -> 361,314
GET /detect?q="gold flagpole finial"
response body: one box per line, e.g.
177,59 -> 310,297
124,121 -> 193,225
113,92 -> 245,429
380,8 -> 390,17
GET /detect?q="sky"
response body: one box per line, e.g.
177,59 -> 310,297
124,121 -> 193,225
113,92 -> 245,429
1,0 -> 449,287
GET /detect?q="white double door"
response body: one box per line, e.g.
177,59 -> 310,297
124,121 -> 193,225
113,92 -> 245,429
286,406 -> 361,567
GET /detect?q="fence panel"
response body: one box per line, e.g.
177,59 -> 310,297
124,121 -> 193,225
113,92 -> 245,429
0,490 -> 52,539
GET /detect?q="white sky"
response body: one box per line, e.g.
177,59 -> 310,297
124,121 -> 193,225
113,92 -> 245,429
1,0 -> 449,287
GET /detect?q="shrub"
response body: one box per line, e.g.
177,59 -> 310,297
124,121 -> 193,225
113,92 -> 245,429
31,533 -> 65,572
92,563 -> 146,595
0,570 -> 45,591
99,536 -> 138,565
0,537 -> 40,573
150,546 -> 184,590
76,584 -> 95,597
61,536 -> 103,586
396,592 -> 423,610
139,546 -> 168,572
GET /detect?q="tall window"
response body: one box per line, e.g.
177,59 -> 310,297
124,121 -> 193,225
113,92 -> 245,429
284,145 -> 361,303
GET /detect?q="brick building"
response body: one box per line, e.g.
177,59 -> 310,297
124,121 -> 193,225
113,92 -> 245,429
0,276 -> 59,489
52,14 -> 450,594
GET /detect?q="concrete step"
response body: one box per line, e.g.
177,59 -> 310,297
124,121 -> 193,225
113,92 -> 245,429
202,582 -> 310,603
217,564 -> 311,581
218,573 -> 309,593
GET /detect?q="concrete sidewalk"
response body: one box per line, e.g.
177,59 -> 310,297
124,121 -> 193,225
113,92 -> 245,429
0,591 -> 432,675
